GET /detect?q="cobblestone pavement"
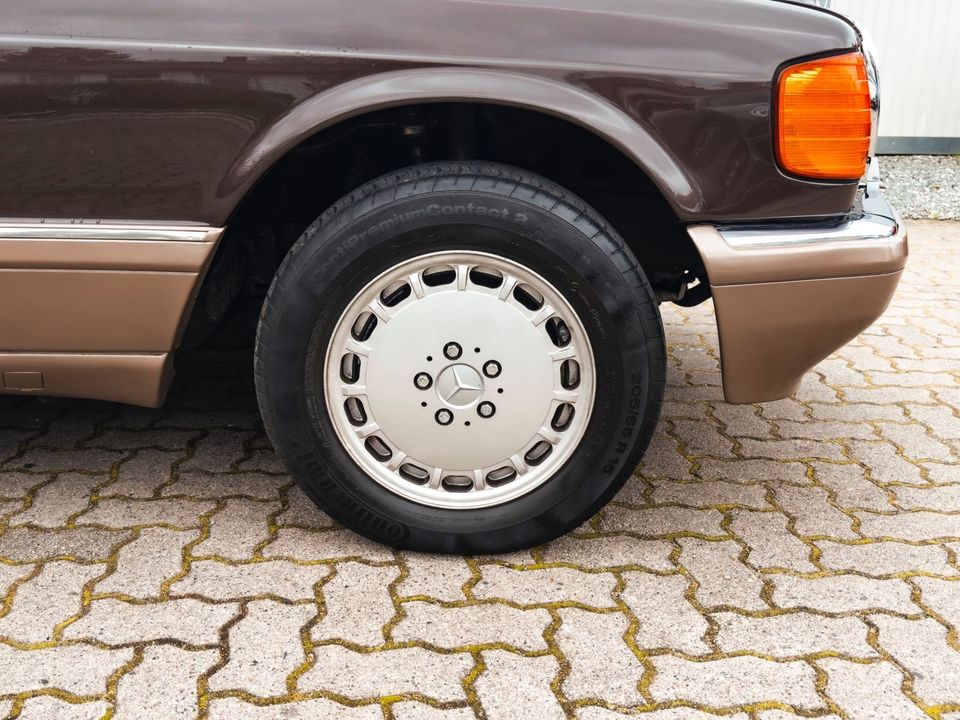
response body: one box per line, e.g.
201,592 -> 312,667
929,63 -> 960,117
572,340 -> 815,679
0,220 -> 958,719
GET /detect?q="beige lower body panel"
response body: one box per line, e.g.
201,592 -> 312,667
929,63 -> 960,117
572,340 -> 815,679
0,353 -> 174,407
710,271 -> 902,403
689,217 -> 908,404
0,223 -> 222,406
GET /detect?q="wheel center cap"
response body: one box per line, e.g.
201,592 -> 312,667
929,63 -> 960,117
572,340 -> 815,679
435,364 -> 485,409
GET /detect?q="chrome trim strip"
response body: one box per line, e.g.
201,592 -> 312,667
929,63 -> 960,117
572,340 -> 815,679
0,223 -> 219,243
718,213 -> 898,250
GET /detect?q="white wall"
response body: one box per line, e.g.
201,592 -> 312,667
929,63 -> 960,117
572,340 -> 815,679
829,0 -> 960,141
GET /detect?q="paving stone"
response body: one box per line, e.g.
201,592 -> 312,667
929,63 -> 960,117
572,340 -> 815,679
164,471 -> 287,500
770,575 -> 916,614
776,420 -> 876,441
11,474 -> 101,528
92,428 -> 198,450
873,615 -> 960,705
209,599 -> 312,696
908,404 -> 960,439
27,411 -> 111,449
713,611 -> 875,658
78,497 -> 215,528
64,597 -> 238,645
810,402 -> 906,422
17,697 -> 111,720
857,510 -> 960,541
842,386 -> 934,404
740,438 -> 845,461
759,398 -> 809,422
180,429 -> 247,472
193,498 -> 278,560
0,643 -> 133,695
96,528 -> 195,599
712,403 -> 772,438
600,505 -> 725,537
635,428 -> 697,480
263,528 -> 396,563
114,646 -> 218,720
818,658 -> 927,720
678,538 -> 767,610
0,526 -> 130,562
728,510 -> 816,571
621,571 -> 709,654
394,600 -> 550,651
756,712 -> 840,720
106,449 -> 181,498
913,577 -> 960,627
894,483 -> 960,510
555,608 -> 644,705
238,449 -> 287,474
649,655 -> 821,708
473,566 -> 617,607
398,553 -> 472,600
171,559 -> 331,601
578,710 -> 749,720
816,541 -> 955,576
848,442 -> 926,486
696,458 -> 808,484
813,462 -> 893,511
300,645 -> 472,701
0,562 -> 33,596
392,703 -> 475,720
312,562 -> 399,646
0,560 -> 103,642
277,486 -> 336,528
651,479 -> 768,509
9,448 -> 124,473
475,650 -> 565,720
774,484 -> 858,538
671,418 -> 734,457
880,423 -> 956,462
0,471 -> 47,498
540,535 -> 674,571
207,698 -> 382,720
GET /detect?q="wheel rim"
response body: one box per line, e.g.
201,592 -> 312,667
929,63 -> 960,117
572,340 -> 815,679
323,250 -> 596,510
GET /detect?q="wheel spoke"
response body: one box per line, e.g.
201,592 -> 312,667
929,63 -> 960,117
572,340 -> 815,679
498,274 -> 519,300
367,298 -> 393,323
428,467 -> 443,490
456,263 -> 470,291
510,453 -> 530,475
408,272 -> 426,299
345,338 -> 372,357
530,305 -> 555,327
341,385 -> 367,397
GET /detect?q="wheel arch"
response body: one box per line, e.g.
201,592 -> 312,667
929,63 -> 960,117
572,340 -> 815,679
217,67 -> 700,221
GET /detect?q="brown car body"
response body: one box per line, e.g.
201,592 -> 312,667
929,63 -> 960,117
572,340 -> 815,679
0,0 -> 906,405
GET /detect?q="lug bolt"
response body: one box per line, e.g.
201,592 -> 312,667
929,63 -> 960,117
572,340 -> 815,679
483,360 -> 502,378
477,402 -> 496,419
443,342 -> 462,360
414,372 -> 433,390
435,409 -> 454,426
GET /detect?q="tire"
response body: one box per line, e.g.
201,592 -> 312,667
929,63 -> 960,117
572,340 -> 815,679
255,161 -> 665,553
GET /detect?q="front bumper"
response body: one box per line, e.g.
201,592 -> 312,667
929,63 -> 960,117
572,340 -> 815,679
688,191 -> 908,404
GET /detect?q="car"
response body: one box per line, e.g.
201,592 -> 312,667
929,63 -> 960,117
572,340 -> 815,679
0,0 -> 907,552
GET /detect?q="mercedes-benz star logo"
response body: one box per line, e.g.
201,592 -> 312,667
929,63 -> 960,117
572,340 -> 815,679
435,364 -> 485,408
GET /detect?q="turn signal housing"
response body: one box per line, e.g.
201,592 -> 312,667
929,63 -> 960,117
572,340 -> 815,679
776,52 -> 872,181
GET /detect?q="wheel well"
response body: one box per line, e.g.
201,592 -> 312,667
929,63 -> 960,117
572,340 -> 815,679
184,102 -> 705,347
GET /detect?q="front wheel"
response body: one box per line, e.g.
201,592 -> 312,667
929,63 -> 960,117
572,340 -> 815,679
255,162 -> 665,553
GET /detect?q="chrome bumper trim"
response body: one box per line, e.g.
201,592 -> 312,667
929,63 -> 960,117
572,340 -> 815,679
718,210 -> 899,250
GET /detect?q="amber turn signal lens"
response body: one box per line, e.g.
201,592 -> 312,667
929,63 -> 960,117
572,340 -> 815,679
776,52 -> 872,181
